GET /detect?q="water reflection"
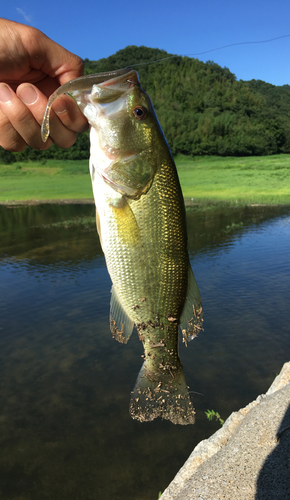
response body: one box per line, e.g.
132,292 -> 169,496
0,204 -> 290,499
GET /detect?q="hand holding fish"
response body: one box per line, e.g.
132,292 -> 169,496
0,19 -> 88,152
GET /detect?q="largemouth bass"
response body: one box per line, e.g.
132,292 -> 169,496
41,69 -> 203,425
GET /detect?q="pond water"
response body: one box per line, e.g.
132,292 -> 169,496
0,203 -> 289,500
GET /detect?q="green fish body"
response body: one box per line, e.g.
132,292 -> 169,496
42,69 -> 203,425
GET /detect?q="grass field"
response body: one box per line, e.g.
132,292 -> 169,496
1,155 -> 290,205
0,160 -> 92,202
176,154 -> 290,205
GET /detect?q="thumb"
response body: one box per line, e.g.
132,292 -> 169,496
26,26 -> 84,84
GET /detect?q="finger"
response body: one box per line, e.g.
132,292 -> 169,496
24,76 -> 89,135
0,83 -> 53,150
17,83 -> 77,148
27,28 -> 84,84
51,94 -> 89,135
0,84 -> 51,151
0,82 -> 84,151
17,83 -> 88,146
0,21 -> 84,86
0,107 -> 27,151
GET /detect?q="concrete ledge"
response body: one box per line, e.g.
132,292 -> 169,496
161,361 -> 290,500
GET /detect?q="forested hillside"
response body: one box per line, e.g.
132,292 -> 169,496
2,46 -> 290,163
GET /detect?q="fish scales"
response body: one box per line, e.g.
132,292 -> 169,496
41,68 -> 203,425
104,167 -> 187,327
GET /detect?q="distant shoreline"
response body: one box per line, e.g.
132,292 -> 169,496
0,199 -> 95,207
2,155 -> 290,206
0,198 -> 287,209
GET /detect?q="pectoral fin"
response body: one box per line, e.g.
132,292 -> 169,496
180,264 -> 203,345
111,198 -> 140,246
95,207 -> 103,250
110,285 -> 134,344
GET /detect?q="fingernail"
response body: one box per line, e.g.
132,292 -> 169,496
0,84 -> 12,103
18,85 -> 37,105
53,97 -> 67,114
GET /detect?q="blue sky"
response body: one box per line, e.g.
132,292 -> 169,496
3,0 -> 290,86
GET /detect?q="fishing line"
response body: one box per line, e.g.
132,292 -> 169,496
129,34 -> 290,68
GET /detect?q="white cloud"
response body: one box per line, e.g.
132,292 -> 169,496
16,7 -> 33,24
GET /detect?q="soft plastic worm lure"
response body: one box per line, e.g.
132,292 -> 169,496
41,68 -> 131,142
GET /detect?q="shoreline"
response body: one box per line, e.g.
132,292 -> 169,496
0,198 -> 288,209
0,198 -> 95,207
160,361 -> 290,500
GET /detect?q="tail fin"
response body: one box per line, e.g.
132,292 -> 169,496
129,362 -> 195,425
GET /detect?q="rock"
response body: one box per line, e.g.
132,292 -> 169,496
160,361 -> 290,500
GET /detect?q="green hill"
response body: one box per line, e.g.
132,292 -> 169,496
2,46 -> 290,162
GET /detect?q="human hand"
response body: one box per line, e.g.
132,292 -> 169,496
0,18 -> 88,152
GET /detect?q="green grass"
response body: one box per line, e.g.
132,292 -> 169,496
176,154 -> 290,205
1,155 -> 290,205
0,160 -> 93,202
205,409 -> 224,426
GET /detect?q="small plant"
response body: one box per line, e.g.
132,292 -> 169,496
205,409 -> 224,426
158,492 -> 162,499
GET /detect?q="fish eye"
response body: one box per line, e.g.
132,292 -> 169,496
133,106 -> 147,120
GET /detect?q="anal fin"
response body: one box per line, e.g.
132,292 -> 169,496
180,264 -> 203,345
110,285 -> 134,344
